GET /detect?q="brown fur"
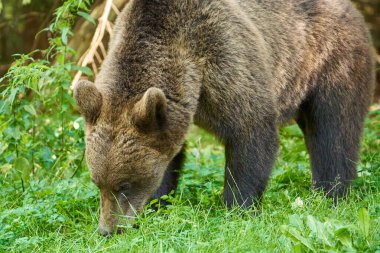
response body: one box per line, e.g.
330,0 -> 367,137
74,0 -> 375,235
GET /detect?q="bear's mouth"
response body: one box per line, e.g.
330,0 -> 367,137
99,192 -> 145,236
99,209 -> 137,236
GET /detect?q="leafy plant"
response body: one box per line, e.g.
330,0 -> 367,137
281,209 -> 374,252
0,0 -> 94,188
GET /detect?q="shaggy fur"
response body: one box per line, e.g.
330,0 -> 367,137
74,0 -> 375,235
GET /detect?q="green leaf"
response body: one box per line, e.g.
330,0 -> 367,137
4,126 -> 21,141
13,157 -> 31,182
149,199 -> 158,205
7,87 -> 19,107
358,208 -> 370,238
292,244 -> 304,253
71,65 -> 93,76
0,163 -> 12,174
306,215 -> 332,247
334,227 -> 352,248
61,27 -> 70,45
77,11 -> 96,25
0,141 -> 8,155
289,214 -> 304,229
281,225 -> 315,251
306,215 -> 317,233
283,124 -> 303,137
24,104 -> 37,116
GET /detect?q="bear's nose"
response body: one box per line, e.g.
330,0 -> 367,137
99,227 -> 125,237
99,227 -> 113,237
116,227 -> 125,234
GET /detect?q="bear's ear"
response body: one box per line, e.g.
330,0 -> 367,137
74,80 -> 103,124
132,87 -> 167,131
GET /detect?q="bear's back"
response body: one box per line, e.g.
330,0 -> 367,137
214,0 -> 372,121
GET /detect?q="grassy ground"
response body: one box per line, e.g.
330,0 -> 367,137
1,110 -> 379,253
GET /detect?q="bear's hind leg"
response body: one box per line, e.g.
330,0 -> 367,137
223,123 -> 279,208
298,82 -> 370,198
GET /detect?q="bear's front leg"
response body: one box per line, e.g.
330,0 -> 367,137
223,124 -> 278,208
151,146 -> 186,202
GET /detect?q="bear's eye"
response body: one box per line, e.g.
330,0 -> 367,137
118,182 -> 131,193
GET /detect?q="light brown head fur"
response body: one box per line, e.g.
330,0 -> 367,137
74,80 -> 186,235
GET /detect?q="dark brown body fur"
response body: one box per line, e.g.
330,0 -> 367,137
74,0 -> 375,235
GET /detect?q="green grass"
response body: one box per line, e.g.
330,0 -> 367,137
1,110 -> 379,253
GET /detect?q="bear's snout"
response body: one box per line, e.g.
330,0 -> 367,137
98,189 -> 143,236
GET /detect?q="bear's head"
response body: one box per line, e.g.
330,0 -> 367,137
74,80 -> 182,236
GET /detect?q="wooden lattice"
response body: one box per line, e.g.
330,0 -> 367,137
71,0 -> 121,90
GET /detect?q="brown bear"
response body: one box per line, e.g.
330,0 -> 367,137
74,0 -> 375,236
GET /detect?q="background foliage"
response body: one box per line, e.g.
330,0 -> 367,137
0,0 -> 93,188
0,0 -> 379,252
